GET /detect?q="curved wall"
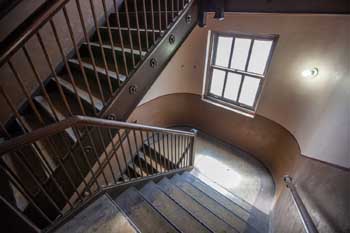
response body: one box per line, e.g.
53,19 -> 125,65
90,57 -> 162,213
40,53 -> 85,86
129,93 -> 349,232
140,13 -> 350,168
129,93 -> 301,196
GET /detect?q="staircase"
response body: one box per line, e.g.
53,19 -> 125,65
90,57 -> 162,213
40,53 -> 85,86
52,171 -> 267,233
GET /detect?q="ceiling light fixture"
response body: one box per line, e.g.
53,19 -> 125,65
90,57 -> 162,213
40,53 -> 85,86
302,67 -> 319,79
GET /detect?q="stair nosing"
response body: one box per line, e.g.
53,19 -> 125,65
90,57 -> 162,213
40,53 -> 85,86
170,176 -> 241,233
173,174 -> 258,233
158,177 -> 237,233
85,41 -> 147,56
68,58 -> 127,82
141,181 -> 215,233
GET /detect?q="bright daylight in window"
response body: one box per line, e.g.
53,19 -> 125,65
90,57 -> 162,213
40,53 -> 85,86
203,31 -> 278,115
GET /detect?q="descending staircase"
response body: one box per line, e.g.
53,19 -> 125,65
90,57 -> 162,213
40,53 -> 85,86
53,171 -> 269,233
0,1 -> 197,231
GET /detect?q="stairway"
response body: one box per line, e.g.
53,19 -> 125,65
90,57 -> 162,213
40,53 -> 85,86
0,0 -> 195,226
53,171 -> 268,233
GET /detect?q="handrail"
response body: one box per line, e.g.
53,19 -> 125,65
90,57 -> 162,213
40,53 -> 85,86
0,115 -> 196,155
284,175 -> 319,233
0,0 -> 69,66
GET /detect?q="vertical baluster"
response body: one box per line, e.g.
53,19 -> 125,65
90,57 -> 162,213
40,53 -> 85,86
139,130 -> 150,175
113,0 -> 129,76
123,0 -> 136,67
150,0 -> 156,43
117,131 -> 131,179
165,0 -> 168,27
177,0 -> 180,15
37,139 -> 81,208
125,130 -> 137,177
158,0 -> 162,36
97,127 -> 118,184
62,7 -> 97,115
22,46 -> 59,122
75,0 -> 106,104
84,127 -> 109,186
133,0 -> 143,57
146,131 -> 156,173
36,33 -> 73,116
151,132 -> 160,172
50,20 -> 86,115
13,151 -> 63,216
7,61 -> 45,125
171,0 -> 174,21
0,163 -> 53,224
88,0 -> 114,96
170,134 -> 174,168
107,129 -> 123,183
174,134 -> 178,167
133,130 -> 144,177
73,128 -> 101,190
161,133 -> 169,171
142,0 -> 149,49
101,0 -> 123,89
156,132 -> 163,172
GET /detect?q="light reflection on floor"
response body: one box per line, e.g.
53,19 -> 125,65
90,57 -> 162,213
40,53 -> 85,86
192,133 -> 275,214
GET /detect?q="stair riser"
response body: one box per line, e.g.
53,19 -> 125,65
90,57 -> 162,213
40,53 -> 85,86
80,43 -> 141,70
110,12 -> 175,30
96,28 -> 160,50
68,61 -> 120,93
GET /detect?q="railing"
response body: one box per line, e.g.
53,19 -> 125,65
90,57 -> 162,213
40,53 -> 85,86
0,115 -> 196,231
284,175 -> 319,233
0,0 -> 192,130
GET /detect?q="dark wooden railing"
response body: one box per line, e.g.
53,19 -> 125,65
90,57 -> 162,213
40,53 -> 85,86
0,0 -> 192,131
0,115 -> 196,231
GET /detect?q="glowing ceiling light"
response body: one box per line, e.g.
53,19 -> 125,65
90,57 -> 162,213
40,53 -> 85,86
302,67 -> 319,79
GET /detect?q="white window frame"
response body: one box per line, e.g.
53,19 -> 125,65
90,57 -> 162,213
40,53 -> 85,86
202,31 -> 278,116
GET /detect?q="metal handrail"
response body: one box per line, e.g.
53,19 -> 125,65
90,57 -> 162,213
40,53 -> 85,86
284,175 -> 319,233
0,115 -> 196,155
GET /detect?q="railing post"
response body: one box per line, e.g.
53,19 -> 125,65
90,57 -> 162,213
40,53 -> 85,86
189,129 -> 198,166
284,175 -> 319,233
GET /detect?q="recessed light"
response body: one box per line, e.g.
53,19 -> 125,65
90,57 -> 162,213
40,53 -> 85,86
302,67 -> 319,79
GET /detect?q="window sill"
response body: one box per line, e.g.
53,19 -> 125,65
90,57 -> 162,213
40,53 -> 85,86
202,95 -> 255,118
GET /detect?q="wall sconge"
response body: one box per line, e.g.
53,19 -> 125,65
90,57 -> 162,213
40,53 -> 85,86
302,67 -> 319,79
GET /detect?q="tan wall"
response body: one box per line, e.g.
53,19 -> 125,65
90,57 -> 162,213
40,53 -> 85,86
272,158 -> 349,233
140,13 -> 350,168
129,93 -> 350,232
129,93 -> 301,197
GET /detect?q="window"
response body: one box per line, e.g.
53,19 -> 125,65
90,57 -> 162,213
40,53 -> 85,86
203,31 -> 278,115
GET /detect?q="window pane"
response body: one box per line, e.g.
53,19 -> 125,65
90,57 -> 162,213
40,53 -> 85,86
214,36 -> 233,67
223,73 -> 242,101
247,40 -> 273,74
209,69 -> 226,96
238,76 -> 260,107
230,38 -> 251,70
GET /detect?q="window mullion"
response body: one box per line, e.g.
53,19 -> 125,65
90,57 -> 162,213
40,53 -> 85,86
237,39 -> 254,103
221,38 -> 235,97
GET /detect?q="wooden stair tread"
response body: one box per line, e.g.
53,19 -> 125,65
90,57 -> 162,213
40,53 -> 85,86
172,175 -> 249,233
53,76 -> 103,112
114,187 -> 178,233
157,177 -> 236,233
85,42 -> 147,56
54,195 -> 139,233
69,58 -> 127,82
140,181 -> 212,233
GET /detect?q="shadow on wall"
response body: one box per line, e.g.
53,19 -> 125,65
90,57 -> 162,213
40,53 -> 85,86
128,93 -> 350,233
129,93 -> 302,197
